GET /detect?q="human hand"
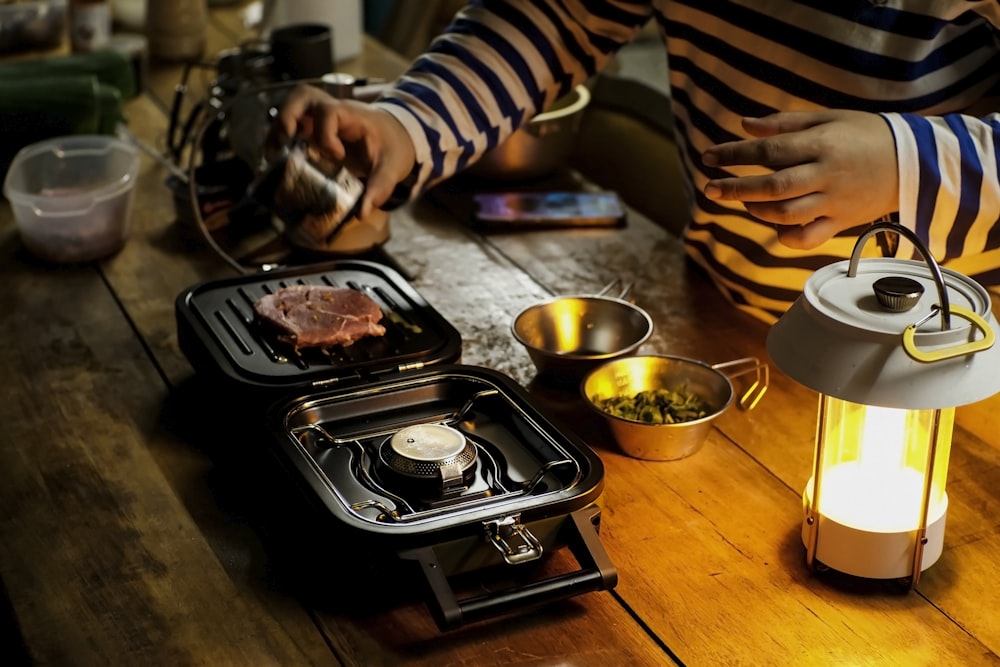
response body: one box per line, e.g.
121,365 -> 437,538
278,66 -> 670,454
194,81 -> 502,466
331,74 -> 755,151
702,110 -> 899,249
272,83 -> 417,218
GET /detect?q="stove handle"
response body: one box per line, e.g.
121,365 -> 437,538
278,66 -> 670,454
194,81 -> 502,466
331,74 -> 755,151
399,506 -> 618,630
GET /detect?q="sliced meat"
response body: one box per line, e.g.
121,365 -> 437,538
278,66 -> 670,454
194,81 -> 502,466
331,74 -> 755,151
253,285 -> 386,350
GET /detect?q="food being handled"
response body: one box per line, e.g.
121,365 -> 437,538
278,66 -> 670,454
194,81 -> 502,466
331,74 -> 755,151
248,137 -> 365,248
252,284 -> 385,351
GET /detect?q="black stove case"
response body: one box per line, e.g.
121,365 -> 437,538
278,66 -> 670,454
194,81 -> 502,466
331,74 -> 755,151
175,260 -> 617,629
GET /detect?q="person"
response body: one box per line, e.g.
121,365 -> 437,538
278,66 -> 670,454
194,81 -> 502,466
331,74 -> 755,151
273,1 -> 1000,324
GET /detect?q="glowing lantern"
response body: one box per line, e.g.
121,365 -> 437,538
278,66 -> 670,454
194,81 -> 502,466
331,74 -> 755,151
767,223 -> 1000,585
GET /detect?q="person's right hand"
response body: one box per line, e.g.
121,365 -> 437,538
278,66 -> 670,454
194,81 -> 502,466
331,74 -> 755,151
273,83 -> 417,218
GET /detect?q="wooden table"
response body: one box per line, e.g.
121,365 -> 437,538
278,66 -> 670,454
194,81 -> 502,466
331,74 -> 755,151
3,6 -> 1000,666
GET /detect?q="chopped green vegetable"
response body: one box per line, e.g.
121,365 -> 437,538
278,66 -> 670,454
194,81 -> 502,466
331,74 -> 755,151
592,385 -> 709,424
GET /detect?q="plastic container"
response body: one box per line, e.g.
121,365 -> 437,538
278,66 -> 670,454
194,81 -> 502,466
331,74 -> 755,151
3,135 -> 140,263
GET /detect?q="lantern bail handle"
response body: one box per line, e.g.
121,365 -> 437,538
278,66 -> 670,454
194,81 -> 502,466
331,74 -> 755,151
847,221 -> 950,330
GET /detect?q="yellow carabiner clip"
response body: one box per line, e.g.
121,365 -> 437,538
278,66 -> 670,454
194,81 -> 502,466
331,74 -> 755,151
903,304 -> 996,363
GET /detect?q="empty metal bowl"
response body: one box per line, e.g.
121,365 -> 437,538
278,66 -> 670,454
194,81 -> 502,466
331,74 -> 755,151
582,355 -> 767,461
511,293 -> 653,383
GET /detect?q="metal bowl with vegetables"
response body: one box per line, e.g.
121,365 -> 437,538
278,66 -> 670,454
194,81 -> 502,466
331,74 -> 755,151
583,355 -> 768,461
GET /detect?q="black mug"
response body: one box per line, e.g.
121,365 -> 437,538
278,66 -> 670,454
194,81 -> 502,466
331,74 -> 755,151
269,23 -> 334,81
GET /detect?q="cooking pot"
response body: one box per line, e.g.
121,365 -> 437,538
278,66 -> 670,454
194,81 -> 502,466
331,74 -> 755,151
469,84 -> 591,181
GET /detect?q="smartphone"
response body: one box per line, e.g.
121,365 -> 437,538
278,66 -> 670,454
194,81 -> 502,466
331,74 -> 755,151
471,191 -> 627,229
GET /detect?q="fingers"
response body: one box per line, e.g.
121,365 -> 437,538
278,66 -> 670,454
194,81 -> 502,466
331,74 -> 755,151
699,109 -> 896,250
272,86 -> 418,217
704,165 -> 847,234
741,111 -> 834,137
306,104 -> 352,161
743,193 -> 826,226
703,110 -> 842,167
705,163 -> 821,203
360,112 -> 418,216
360,169 -> 396,218
703,132 -> 818,170
274,83 -> 327,140
774,218 -> 845,250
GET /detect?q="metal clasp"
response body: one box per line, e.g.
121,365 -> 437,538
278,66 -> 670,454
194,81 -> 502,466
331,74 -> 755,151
485,515 -> 543,565
903,304 -> 996,362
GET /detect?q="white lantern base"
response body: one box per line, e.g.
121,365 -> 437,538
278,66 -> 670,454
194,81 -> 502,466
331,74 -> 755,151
802,490 -> 948,580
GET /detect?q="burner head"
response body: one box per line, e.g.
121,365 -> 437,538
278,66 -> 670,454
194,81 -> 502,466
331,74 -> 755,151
379,424 -> 478,492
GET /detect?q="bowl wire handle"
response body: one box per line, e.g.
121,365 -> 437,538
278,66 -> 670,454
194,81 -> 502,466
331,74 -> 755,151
711,357 -> 769,411
595,278 -> 635,301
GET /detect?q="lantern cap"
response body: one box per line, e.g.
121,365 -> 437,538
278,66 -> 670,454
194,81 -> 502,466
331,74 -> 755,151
768,225 -> 1000,409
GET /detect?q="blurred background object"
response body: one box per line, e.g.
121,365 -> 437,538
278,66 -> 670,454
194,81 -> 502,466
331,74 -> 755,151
0,0 -> 67,54
0,47 -> 135,180
109,0 -> 140,31
259,0 -> 362,63
145,0 -> 207,63
363,0 -> 461,60
68,0 -> 110,52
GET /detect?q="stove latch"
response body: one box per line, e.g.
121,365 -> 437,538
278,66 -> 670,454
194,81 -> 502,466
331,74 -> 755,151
485,515 -> 542,565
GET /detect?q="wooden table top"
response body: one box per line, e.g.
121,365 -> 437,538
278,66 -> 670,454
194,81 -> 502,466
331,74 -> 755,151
3,6 -> 1000,666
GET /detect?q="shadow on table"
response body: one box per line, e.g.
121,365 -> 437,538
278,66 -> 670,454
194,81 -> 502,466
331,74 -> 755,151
163,375 -> 423,606
162,374 -> 599,643
0,576 -> 30,667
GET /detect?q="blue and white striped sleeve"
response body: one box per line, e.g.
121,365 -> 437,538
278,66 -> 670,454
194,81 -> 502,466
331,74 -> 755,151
883,110 -> 1000,281
373,0 -> 654,196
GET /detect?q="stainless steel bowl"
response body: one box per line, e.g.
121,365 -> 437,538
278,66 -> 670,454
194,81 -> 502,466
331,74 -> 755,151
469,84 -> 591,181
583,355 -> 767,461
512,293 -> 653,383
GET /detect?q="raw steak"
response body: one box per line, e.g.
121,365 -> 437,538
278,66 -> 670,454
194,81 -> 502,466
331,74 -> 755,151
253,285 -> 386,350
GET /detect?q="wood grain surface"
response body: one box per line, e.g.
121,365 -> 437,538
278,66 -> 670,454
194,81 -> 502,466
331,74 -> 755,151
2,3 -> 1000,666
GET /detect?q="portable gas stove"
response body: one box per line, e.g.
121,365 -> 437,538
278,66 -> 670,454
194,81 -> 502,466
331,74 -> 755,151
175,260 -> 617,629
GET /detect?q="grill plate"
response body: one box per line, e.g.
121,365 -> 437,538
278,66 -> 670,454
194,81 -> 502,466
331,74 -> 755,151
175,260 -> 462,389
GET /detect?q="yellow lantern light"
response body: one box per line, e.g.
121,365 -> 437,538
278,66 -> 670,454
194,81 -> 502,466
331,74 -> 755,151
767,223 -> 1000,586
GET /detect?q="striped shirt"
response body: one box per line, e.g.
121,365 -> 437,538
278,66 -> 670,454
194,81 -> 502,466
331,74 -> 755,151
376,0 -> 1000,323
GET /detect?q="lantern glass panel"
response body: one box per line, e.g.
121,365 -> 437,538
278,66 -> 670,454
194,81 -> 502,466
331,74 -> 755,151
813,396 -> 952,534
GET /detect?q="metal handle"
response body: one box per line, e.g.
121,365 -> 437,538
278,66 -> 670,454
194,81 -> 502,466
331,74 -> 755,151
711,356 -> 769,411
848,221 -> 951,330
595,278 -> 634,301
399,506 -> 617,631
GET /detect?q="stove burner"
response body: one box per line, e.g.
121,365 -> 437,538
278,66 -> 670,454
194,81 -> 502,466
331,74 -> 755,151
379,424 -> 478,493
384,424 -> 476,475
288,374 -> 588,525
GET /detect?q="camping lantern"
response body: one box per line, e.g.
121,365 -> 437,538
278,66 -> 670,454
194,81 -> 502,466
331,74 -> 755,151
767,223 -> 1000,586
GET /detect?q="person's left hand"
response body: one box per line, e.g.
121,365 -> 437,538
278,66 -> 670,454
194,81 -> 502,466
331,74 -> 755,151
702,110 -> 899,249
